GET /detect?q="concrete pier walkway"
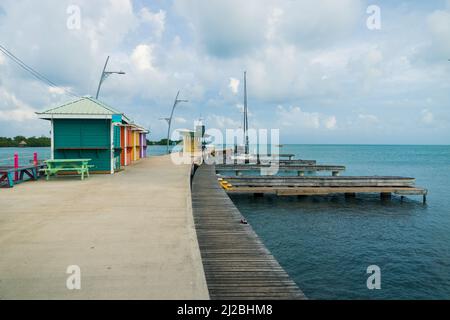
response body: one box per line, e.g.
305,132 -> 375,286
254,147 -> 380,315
0,156 -> 209,299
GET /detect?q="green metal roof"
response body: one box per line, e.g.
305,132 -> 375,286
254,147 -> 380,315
36,96 -> 130,122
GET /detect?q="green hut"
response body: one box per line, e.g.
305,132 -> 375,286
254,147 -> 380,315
36,96 -> 132,174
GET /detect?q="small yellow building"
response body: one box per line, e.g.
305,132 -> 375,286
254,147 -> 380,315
177,121 -> 206,155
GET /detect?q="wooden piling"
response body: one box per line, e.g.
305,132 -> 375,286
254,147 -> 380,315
345,192 -> 356,198
380,192 -> 391,200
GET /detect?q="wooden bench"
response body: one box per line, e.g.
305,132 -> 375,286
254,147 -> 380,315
42,159 -> 92,181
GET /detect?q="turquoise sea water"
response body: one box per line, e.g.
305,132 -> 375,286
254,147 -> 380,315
229,145 -> 450,299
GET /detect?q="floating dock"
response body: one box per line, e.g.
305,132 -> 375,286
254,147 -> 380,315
192,164 -> 306,299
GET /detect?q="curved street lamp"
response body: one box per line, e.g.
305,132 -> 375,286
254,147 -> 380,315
95,56 -> 125,99
161,91 -> 188,154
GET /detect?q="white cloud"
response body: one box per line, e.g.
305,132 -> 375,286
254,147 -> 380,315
235,104 -> 244,113
131,44 -> 155,71
175,0 -> 269,57
324,116 -> 337,130
426,9 -> 450,57
270,0 -> 362,48
174,116 -> 187,124
0,87 -> 36,122
421,109 -> 434,125
229,78 -> 240,94
276,105 -> 338,131
0,1 -> 449,143
175,0 -> 362,56
276,105 -> 320,129
266,7 -> 283,40
208,115 -> 241,129
358,114 -> 379,124
139,7 -> 166,39
48,86 -> 71,95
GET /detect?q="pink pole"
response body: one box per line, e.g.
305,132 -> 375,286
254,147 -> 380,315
33,152 -> 38,166
14,153 -> 19,181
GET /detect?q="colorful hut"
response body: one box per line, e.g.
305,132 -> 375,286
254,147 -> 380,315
36,96 -> 148,174
177,120 -> 206,154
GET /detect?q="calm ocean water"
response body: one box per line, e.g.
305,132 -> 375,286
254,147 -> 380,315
229,145 -> 450,299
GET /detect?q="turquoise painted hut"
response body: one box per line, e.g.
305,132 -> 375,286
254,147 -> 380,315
36,96 -> 146,174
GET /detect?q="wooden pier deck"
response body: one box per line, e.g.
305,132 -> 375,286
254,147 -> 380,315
191,164 -> 306,300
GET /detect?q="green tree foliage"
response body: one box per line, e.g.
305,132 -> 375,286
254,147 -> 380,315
147,138 -> 182,145
0,136 -> 51,147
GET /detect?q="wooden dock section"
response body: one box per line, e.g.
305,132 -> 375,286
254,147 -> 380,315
216,164 -> 346,176
192,164 -> 306,300
219,175 -> 428,202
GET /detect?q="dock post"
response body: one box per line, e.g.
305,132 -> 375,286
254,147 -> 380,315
221,148 -> 225,165
423,194 -> 427,204
380,192 -> 391,200
14,153 -> 19,181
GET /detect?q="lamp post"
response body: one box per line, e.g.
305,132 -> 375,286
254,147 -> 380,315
95,56 -> 125,99
161,91 -> 188,154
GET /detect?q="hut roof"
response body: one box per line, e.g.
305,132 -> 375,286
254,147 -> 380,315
36,96 -> 131,123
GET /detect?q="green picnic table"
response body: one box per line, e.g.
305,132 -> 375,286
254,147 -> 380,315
42,159 -> 92,181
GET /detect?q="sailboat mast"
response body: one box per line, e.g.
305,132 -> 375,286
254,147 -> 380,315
244,71 -> 249,155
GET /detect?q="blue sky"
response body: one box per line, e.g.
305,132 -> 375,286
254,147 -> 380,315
0,0 -> 449,144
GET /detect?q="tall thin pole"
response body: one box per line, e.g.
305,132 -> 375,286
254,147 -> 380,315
95,56 -> 125,99
167,91 -> 180,154
96,56 -> 110,99
243,71 -> 249,155
165,91 -> 188,154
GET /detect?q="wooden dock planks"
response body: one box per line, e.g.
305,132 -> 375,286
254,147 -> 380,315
226,186 -> 427,196
220,176 -> 417,187
218,176 -> 427,200
192,164 -> 306,300
216,164 -> 345,172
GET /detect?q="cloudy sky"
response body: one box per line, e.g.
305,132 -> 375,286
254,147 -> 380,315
0,0 -> 449,144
